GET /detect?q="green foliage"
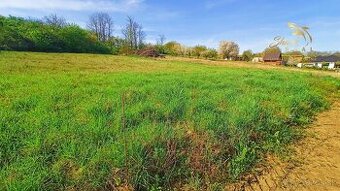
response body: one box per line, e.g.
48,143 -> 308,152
263,46 -> 282,54
0,52 -> 338,190
242,50 -> 253,61
0,16 -> 111,54
164,41 -> 183,56
201,48 -> 218,59
192,45 -> 208,58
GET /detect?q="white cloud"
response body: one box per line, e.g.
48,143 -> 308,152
0,0 -> 144,12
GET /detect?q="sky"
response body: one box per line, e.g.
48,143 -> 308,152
1,0 -> 339,52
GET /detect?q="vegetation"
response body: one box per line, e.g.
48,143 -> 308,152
0,51 -> 339,190
192,45 -> 208,58
218,41 -> 240,60
0,14 -> 146,55
87,12 -> 114,42
202,48 -> 218,60
263,47 -> 282,55
242,50 -> 254,61
0,15 -> 112,54
163,41 -> 183,56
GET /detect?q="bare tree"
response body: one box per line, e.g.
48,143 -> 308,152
137,26 -> 146,49
218,41 -> 240,60
122,16 -> 145,50
87,12 -> 114,42
43,14 -> 67,27
157,34 -> 166,46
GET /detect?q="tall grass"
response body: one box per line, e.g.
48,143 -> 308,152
0,51 -> 339,190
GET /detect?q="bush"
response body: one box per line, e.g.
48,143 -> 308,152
164,41 -> 183,56
242,50 -> 253,61
0,16 -> 111,54
201,49 -> 218,60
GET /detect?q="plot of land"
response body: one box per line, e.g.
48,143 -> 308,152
0,51 -> 339,190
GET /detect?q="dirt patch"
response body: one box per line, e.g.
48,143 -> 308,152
231,101 -> 340,190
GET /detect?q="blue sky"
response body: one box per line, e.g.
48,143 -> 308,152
1,0 -> 339,52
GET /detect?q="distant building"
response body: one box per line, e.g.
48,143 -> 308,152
313,55 -> 340,69
252,57 -> 263,63
263,52 -> 282,64
298,54 -> 340,70
314,55 -> 339,63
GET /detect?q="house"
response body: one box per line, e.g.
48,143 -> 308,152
252,57 -> 263,63
314,55 -> 340,69
297,54 -> 340,70
263,52 -> 282,64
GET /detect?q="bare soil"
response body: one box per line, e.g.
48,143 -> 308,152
230,101 -> 340,191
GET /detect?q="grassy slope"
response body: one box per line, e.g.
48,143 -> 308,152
0,51 -> 339,190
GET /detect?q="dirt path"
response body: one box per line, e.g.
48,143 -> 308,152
276,101 -> 340,191
230,101 -> 340,191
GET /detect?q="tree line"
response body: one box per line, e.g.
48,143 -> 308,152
161,40 -> 255,61
4,12 -> 327,61
0,12 -> 264,60
0,13 -> 148,54
0,12 -> 256,59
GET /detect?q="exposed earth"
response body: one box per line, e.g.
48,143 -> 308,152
233,101 -> 340,191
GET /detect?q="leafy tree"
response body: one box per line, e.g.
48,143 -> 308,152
0,16 -> 4,51
263,47 -> 281,55
242,50 -> 253,61
219,41 -> 240,60
164,41 -> 182,56
201,48 -> 218,59
192,45 -> 207,58
285,50 -> 303,55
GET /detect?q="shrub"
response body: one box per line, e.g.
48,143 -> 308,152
0,16 -> 111,54
201,49 -> 218,60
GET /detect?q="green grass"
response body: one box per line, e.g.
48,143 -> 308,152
0,51 -> 339,190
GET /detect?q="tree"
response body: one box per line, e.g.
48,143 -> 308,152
242,50 -> 253,61
0,15 -> 111,54
202,49 -> 218,59
122,16 -> 145,50
156,34 -> 166,54
164,41 -> 182,56
285,50 -> 303,55
87,12 -> 114,42
157,34 -> 166,46
218,41 -> 239,60
43,14 -> 67,27
0,17 -> 3,51
192,45 -> 207,58
137,25 -> 146,49
263,47 -> 281,55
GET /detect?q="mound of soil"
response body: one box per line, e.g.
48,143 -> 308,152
137,47 -> 164,58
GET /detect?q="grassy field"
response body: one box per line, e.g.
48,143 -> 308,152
0,51 -> 339,190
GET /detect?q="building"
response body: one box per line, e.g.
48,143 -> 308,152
297,54 -> 340,70
263,52 -> 282,64
252,57 -> 263,63
314,55 -> 340,69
